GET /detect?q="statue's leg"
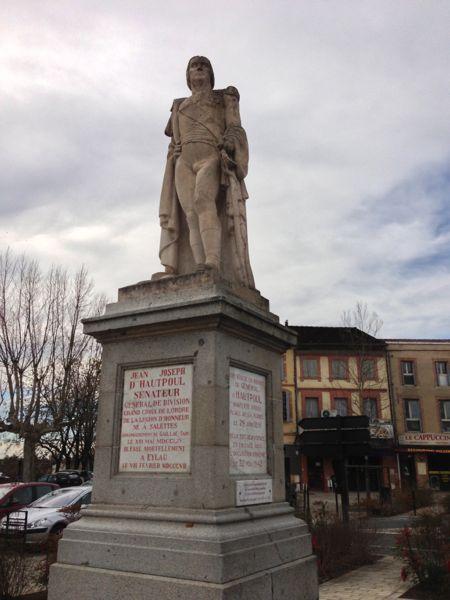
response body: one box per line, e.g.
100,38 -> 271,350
175,157 -> 206,266
194,157 -> 221,270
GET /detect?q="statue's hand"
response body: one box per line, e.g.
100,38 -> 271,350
220,149 -> 236,174
224,86 -> 240,100
223,138 -> 235,154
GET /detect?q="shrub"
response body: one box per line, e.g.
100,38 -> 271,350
396,511 -> 450,596
0,532 -> 59,599
354,496 -> 387,515
36,536 -> 59,587
441,493 -> 450,514
413,488 -> 434,508
0,539 -> 28,600
310,502 -> 375,582
355,487 -> 434,517
389,488 -> 433,514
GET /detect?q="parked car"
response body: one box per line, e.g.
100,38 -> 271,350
0,485 -> 92,543
0,473 -> 11,484
58,470 -> 93,483
38,471 -> 81,487
39,470 -> 92,487
0,482 -> 59,519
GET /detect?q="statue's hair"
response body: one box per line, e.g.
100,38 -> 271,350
186,56 -> 215,90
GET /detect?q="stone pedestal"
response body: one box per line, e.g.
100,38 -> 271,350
48,272 -> 318,600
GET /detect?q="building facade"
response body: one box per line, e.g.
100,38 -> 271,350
387,339 -> 450,491
283,326 -> 397,494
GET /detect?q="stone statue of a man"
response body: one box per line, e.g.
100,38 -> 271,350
155,56 -> 255,288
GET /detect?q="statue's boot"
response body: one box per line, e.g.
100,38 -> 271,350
201,227 -> 221,270
191,240 -> 206,267
151,267 -> 176,280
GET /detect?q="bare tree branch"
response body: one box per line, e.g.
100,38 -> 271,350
340,301 -> 388,417
0,249 -> 102,480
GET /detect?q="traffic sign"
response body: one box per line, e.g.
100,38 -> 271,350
297,429 -> 370,445
298,443 -> 371,458
294,415 -> 371,525
298,416 -> 369,431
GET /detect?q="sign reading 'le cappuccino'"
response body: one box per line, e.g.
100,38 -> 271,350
229,367 -> 267,475
119,365 -> 193,473
398,432 -> 450,446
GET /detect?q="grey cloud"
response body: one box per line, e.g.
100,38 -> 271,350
1,1 -> 450,337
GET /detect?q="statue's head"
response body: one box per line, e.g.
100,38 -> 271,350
186,56 -> 215,90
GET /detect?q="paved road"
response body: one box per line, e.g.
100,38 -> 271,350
366,514 -> 417,556
320,556 -> 411,599
314,498 -> 443,598
319,512 -> 421,597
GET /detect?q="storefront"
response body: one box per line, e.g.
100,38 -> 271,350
428,452 -> 450,491
398,432 -> 450,491
284,420 -> 397,494
299,422 -> 397,493
345,421 -> 397,493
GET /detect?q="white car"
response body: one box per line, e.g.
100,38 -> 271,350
0,484 -> 92,543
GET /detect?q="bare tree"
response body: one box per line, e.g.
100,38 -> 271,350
341,302 -> 383,338
0,249 -> 102,480
340,302 -> 387,416
40,351 -> 101,472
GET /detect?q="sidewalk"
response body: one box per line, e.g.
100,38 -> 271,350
319,556 -> 411,599
307,490 -> 367,516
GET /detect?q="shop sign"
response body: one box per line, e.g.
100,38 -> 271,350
398,432 -> 450,446
417,462 -> 427,476
369,421 -> 394,439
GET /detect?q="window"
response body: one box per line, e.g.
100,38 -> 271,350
282,390 -> 292,422
281,355 -> 287,382
81,491 -> 92,506
361,359 -> 376,380
0,492 -> 13,508
363,398 -> 378,421
331,359 -> 347,380
436,362 -> 449,387
404,399 -> 421,431
440,400 -> 450,432
11,486 -> 33,505
30,488 -> 85,508
305,397 -> 320,418
35,486 -> 53,500
302,358 -> 319,379
334,397 -> 348,416
401,361 -> 415,385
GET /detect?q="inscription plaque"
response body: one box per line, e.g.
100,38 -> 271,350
236,479 -> 273,506
229,366 -> 267,475
119,364 -> 193,473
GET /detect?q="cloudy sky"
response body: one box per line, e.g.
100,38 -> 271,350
1,1 -> 449,337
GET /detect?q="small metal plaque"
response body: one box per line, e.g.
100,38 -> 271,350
236,479 -> 273,506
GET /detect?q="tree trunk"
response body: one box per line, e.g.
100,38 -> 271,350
22,436 -> 37,482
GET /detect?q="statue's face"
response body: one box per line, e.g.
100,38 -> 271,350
188,56 -> 212,89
